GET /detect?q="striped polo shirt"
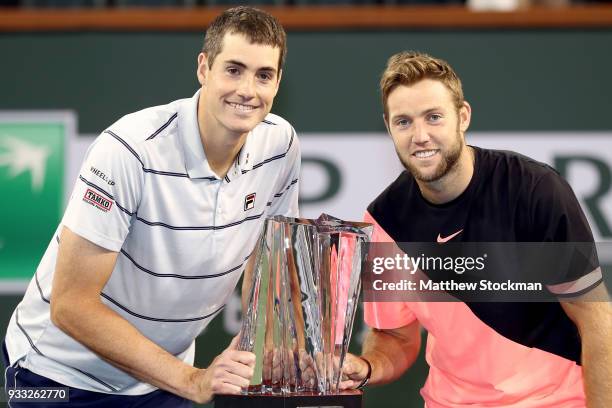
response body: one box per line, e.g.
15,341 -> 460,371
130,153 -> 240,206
5,91 -> 300,395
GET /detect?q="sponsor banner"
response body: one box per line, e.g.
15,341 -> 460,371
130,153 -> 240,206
0,112 -> 76,282
1,127 -> 610,292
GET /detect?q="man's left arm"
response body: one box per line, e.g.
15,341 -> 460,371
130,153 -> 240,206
560,281 -> 612,408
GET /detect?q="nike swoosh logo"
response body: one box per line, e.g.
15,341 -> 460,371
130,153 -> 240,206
437,229 -> 463,243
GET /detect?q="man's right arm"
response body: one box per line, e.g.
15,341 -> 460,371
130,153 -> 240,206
50,226 -> 255,403
340,320 -> 421,389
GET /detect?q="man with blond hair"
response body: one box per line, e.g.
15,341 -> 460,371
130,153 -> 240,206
4,7 -> 300,407
341,51 -> 611,407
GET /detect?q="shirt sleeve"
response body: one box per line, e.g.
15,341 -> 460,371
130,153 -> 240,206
268,126 -> 300,218
529,171 -> 602,296
61,132 -> 144,252
363,210 -> 417,329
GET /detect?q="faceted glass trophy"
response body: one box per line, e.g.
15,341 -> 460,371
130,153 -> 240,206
215,214 -> 372,408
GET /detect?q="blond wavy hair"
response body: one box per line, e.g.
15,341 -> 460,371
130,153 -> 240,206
380,51 -> 464,117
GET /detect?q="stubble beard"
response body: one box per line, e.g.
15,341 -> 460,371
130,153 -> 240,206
398,128 -> 464,183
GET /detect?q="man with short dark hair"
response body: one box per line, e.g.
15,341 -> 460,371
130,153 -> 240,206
341,51 -> 611,407
4,7 -> 300,406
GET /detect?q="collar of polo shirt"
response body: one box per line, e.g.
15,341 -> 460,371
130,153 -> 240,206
179,91 -> 255,180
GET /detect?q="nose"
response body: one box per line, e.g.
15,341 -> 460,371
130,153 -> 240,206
237,75 -> 256,99
411,120 -> 430,145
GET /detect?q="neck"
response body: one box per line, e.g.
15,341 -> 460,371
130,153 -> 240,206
417,145 -> 475,205
197,96 -> 247,179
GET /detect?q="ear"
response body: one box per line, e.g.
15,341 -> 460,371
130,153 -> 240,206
459,101 -> 472,133
197,53 -> 209,86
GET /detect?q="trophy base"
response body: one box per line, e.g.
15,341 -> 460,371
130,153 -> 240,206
214,390 -> 363,408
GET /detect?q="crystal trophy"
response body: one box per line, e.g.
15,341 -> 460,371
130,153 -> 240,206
215,214 -> 372,408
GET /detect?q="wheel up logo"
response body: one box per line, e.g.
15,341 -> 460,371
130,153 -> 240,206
83,189 -> 113,212
244,193 -> 256,211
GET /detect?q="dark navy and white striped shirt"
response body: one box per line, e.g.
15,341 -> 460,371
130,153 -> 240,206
5,91 -> 300,395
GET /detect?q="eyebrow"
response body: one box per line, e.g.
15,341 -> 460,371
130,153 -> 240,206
224,59 -> 277,74
421,107 -> 445,115
390,107 -> 445,122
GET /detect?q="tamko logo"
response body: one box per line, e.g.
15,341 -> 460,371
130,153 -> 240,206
83,188 -> 113,212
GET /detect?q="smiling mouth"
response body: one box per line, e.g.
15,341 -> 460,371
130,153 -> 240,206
413,149 -> 439,159
227,102 -> 258,112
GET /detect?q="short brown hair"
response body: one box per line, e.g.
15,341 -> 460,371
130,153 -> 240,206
203,6 -> 287,72
380,51 -> 464,117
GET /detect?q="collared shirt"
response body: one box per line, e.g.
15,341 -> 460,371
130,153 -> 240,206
5,91 -> 300,395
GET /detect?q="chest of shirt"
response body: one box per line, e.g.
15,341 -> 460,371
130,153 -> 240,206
118,165 -> 284,279
392,181 -> 532,243
136,170 -> 278,227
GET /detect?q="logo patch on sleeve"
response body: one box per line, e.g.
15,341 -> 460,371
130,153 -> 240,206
244,193 -> 256,211
90,166 -> 116,186
83,188 -> 113,212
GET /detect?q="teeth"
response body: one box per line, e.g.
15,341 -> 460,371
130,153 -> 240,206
415,150 -> 437,158
229,102 -> 255,112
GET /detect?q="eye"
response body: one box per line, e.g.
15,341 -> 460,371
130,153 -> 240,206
428,113 -> 443,122
226,67 -> 240,76
257,72 -> 274,82
395,118 -> 410,128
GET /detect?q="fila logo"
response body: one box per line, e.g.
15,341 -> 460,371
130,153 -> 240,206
244,193 -> 256,211
83,188 -> 113,212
